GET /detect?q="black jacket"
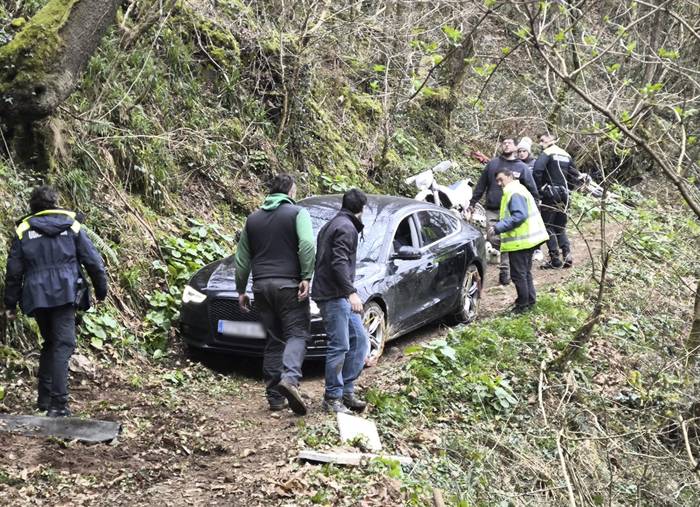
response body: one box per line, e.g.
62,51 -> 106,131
470,156 -> 540,210
4,210 -> 108,316
533,144 -> 581,199
311,209 -> 364,301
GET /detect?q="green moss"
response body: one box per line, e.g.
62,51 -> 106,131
0,0 -> 79,92
344,87 -> 383,118
259,31 -> 300,55
10,17 -> 27,29
422,85 -> 451,102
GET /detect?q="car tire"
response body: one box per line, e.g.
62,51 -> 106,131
454,264 -> 481,323
363,301 -> 387,364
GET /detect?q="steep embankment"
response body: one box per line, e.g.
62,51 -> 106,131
1,1 -> 479,359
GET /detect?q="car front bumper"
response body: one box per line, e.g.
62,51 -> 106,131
180,295 -> 329,359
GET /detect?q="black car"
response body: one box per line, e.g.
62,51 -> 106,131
180,194 -> 486,361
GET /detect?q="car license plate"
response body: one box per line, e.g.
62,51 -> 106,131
217,320 -> 266,339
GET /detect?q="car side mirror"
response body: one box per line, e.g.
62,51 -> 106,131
391,245 -> 422,261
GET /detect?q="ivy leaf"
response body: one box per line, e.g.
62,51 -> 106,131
442,25 -> 462,43
404,345 -> 423,355
658,48 -> 680,59
440,345 -> 457,361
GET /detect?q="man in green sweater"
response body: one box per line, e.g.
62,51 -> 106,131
234,174 -> 316,415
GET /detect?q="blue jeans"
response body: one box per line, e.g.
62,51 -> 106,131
319,298 -> 370,400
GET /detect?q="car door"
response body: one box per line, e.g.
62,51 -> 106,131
381,212 -> 428,334
415,210 -> 466,320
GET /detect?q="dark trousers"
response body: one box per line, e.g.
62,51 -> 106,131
253,278 -> 310,404
541,199 -> 570,257
34,304 -> 76,409
509,248 -> 536,308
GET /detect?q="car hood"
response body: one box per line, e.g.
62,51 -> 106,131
205,257 -> 238,291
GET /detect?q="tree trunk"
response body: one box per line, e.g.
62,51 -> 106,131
689,278 -> 700,361
0,0 -> 118,124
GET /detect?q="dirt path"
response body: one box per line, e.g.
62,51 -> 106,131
0,226 -> 610,506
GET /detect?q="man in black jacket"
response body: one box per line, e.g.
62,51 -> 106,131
235,174 -> 316,415
3,186 -> 108,417
533,133 -> 582,269
312,189 -> 369,414
468,137 -> 539,285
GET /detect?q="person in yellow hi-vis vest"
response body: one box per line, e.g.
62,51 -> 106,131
488,169 -> 549,313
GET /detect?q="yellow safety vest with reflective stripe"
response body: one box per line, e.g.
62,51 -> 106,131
499,181 -> 549,252
15,209 -> 81,239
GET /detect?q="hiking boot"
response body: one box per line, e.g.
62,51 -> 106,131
563,253 -> 573,268
275,380 -> 307,416
322,397 -> 351,414
342,393 -> 367,412
47,406 -> 72,418
36,399 -> 50,413
268,400 -> 289,412
498,270 -> 511,286
509,304 -> 531,315
540,257 -> 563,269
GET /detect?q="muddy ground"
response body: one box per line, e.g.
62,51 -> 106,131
0,227 -> 608,506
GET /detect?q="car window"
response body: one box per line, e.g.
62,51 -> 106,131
391,215 -> 417,253
417,210 -> 458,246
306,205 -> 386,263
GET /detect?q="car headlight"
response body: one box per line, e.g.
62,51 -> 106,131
309,298 -> 320,316
182,285 -> 207,304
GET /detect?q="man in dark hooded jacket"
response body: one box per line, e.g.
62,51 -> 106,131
3,186 -> 108,417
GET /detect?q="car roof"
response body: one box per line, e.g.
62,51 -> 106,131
298,194 -> 447,216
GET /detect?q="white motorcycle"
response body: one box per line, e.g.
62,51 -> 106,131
405,160 -> 487,228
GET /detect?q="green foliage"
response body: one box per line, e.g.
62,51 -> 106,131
370,293 -> 587,427
80,311 -> 127,350
441,26 -> 462,44
142,219 -> 234,353
657,48 -> 680,60
640,82 -> 664,96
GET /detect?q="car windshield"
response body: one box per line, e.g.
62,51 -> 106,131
207,200 -> 391,289
304,202 -> 388,263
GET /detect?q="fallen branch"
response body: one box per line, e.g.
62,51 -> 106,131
538,358 -> 549,427
680,417 -> 700,476
433,488 -> 446,507
556,430 -> 577,507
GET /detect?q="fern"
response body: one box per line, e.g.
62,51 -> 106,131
83,225 -> 119,266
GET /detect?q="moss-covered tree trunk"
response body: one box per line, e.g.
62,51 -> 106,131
0,0 -> 118,123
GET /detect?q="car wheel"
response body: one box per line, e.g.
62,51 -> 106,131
363,301 -> 387,364
454,264 -> 481,323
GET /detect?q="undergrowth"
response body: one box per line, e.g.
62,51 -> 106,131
300,196 -> 699,506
